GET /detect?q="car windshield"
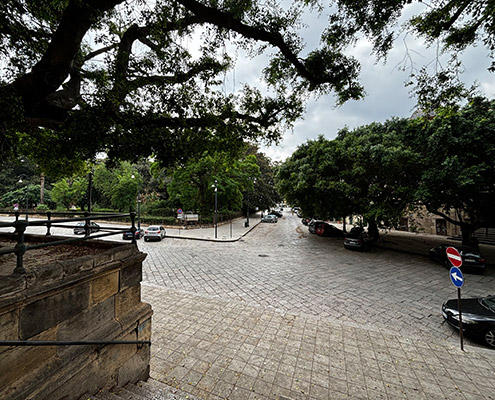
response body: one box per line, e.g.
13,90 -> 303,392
480,296 -> 495,312
148,227 -> 159,231
76,222 -> 85,226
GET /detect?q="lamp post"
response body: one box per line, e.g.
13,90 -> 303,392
212,180 -> 218,239
131,174 -> 141,230
18,175 -> 28,220
245,177 -> 256,228
87,169 -> 93,214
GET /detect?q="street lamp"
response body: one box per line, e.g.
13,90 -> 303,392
17,175 -> 28,220
212,179 -> 218,239
131,174 -> 141,230
245,177 -> 256,228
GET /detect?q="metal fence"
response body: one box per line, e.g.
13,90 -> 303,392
0,211 -> 137,274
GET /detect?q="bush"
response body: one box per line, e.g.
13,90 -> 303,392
35,204 -> 50,212
139,215 -> 177,225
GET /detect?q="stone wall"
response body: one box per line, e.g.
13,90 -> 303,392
0,234 -> 152,400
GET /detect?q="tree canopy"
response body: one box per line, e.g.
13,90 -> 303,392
2,1 -> 493,176
0,0 -> 364,175
276,97 -> 495,244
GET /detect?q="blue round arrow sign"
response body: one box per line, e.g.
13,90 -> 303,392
449,266 -> 464,288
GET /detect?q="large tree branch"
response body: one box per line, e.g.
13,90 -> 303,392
12,0 -> 124,117
128,58 -> 227,91
143,108 -> 278,131
176,0 -> 321,85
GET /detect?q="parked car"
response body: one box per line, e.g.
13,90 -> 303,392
122,227 -> 144,240
261,214 -> 278,223
315,222 -> 344,237
268,209 -> 283,218
301,217 -> 311,225
343,227 -> 369,251
429,244 -> 486,274
144,225 -> 166,241
308,219 -> 324,234
442,295 -> 495,348
73,221 -> 100,235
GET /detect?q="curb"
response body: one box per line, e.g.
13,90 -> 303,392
164,220 -> 261,243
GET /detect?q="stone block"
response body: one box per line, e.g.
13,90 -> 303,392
0,309 -> 18,341
115,285 -> 141,319
32,262 -> 63,284
90,270 -> 119,307
60,255 -> 95,277
0,275 -> 26,300
117,346 -> 151,386
58,296 -> 116,342
20,283 -> 89,339
0,327 -> 57,390
120,262 -> 142,291
137,316 -> 152,342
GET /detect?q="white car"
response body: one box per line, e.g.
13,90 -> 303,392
144,225 -> 166,241
261,214 -> 278,223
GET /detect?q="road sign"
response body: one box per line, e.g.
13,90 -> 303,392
449,266 -> 464,288
446,246 -> 462,268
177,209 -> 183,214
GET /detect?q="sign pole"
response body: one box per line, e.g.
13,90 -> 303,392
457,287 -> 464,351
447,246 -> 464,351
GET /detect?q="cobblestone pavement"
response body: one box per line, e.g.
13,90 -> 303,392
139,212 -> 495,399
140,214 -> 494,344
143,285 -> 495,400
2,213 -> 494,399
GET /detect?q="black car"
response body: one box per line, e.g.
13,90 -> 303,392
301,217 -> 311,225
268,209 -> 283,218
308,219 -> 324,234
429,244 -> 486,274
442,295 -> 495,348
73,221 -> 100,235
343,227 -> 369,251
122,227 -> 144,240
315,222 -> 344,237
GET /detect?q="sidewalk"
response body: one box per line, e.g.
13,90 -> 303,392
165,213 -> 262,242
144,285 -> 495,400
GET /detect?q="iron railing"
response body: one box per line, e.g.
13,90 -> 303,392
0,211 -> 138,274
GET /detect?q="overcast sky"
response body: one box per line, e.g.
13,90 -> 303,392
215,4 -> 495,163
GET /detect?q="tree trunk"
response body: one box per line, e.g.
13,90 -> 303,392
368,219 -> 380,242
460,223 -> 479,248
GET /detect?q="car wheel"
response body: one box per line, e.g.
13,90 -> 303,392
485,329 -> 495,347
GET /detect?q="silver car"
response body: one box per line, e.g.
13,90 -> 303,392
143,225 -> 166,241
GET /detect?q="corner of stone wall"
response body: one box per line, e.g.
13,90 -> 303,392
0,238 -> 152,400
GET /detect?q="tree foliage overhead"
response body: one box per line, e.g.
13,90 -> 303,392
0,0 -> 367,174
2,1 -> 493,176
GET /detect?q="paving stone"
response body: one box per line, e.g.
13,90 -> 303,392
134,213 -> 495,399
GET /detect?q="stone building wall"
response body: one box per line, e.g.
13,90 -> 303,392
0,234 -> 152,400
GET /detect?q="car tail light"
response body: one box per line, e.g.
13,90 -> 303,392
479,258 -> 486,263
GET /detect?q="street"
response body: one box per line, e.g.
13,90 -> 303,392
139,212 -> 494,347
2,211 -> 495,399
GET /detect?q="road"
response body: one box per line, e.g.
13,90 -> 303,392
139,212 -> 494,347
2,212 -> 493,345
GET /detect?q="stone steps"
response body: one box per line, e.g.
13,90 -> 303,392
451,227 -> 495,245
83,379 -> 202,400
